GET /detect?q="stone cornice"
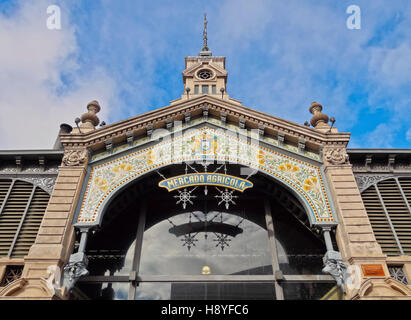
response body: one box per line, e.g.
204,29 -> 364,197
60,95 -> 350,151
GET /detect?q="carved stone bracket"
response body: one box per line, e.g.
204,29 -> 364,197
354,174 -> 393,193
62,149 -> 88,167
322,250 -> 349,293
61,252 -> 89,293
323,147 -> 349,165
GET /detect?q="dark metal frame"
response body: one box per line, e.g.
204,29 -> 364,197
79,197 -> 334,300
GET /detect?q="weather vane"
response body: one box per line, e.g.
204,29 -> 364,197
202,13 -> 209,52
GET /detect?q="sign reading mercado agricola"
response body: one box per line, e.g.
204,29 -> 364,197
159,173 -> 253,192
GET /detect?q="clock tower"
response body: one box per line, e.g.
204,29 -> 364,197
171,14 -> 241,105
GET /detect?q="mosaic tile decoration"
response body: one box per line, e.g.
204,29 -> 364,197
90,119 -> 321,162
77,127 -> 335,225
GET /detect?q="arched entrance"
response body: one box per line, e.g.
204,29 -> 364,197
74,163 -> 336,300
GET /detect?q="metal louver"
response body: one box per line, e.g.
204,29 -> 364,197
361,177 -> 411,256
0,179 -> 50,258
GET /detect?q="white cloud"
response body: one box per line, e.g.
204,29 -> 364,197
0,1 -> 116,149
369,43 -> 411,88
366,123 -> 396,148
406,128 -> 411,143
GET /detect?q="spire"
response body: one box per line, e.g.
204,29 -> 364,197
199,13 -> 212,56
202,13 -> 209,51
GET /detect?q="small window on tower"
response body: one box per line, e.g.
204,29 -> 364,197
194,85 -> 199,94
212,85 -> 216,94
197,69 -> 213,80
202,85 -> 209,94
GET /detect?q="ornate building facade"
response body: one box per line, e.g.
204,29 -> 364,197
0,23 -> 410,300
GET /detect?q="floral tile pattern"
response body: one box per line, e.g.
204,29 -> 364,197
90,119 -> 321,163
77,127 -> 334,225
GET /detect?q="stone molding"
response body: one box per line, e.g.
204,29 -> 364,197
59,96 -> 350,152
349,278 -> 411,300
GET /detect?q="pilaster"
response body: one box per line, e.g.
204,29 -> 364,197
5,148 -> 89,299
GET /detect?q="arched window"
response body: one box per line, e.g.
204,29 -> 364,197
76,164 -> 335,300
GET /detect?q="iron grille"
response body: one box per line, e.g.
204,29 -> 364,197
0,265 -> 23,287
388,266 -> 408,285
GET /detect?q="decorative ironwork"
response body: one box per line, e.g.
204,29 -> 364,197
389,266 -> 408,285
213,233 -> 231,251
0,265 -> 23,287
215,187 -> 238,210
181,233 -> 199,251
354,174 -> 392,193
174,188 -> 197,209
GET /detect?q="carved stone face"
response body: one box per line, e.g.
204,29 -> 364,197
322,259 -> 338,273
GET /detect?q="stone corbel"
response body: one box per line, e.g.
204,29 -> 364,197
105,139 -> 114,154
38,156 -> 46,171
126,132 -> 134,146
185,112 -> 191,125
165,118 -> 173,131
15,156 -> 22,171
321,226 -> 349,294
146,125 -> 154,139
298,138 -> 306,153
323,146 -> 350,166
61,252 -> 89,294
202,106 -> 209,120
365,154 -> 372,172
388,154 -> 396,172
258,124 -> 265,137
322,250 -> 349,294
220,112 -> 227,125
277,132 -> 285,147
61,227 -> 90,294
62,149 -> 88,167
239,117 -> 246,129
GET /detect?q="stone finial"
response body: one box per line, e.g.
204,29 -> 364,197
80,100 -> 101,131
309,102 -> 330,131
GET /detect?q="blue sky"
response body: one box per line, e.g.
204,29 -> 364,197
0,0 -> 410,149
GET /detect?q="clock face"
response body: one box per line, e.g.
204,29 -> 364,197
197,69 -> 213,80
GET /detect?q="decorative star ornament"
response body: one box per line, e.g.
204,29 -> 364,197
215,188 -> 238,209
181,233 -> 198,251
174,188 -> 196,209
213,233 -> 231,251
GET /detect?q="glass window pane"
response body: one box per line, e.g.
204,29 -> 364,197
76,282 -> 129,300
271,197 -> 326,275
282,282 -> 337,300
76,282 -> 277,300
202,85 -> 209,94
212,85 -> 216,94
194,85 -> 199,94
85,196 -> 141,276
139,211 -> 273,276
135,282 -> 276,300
